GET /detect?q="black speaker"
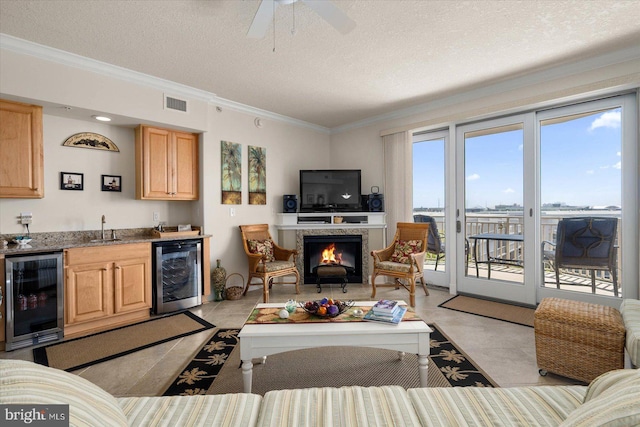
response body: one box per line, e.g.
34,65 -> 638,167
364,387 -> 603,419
360,195 -> 369,211
368,193 -> 384,212
283,195 -> 298,213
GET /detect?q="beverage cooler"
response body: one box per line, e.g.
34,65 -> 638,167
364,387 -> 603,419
4,252 -> 64,351
152,239 -> 202,314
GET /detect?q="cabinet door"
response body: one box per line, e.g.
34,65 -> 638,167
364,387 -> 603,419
65,262 -> 112,325
173,131 -> 199,200
113,257 -> 151,314
138,126 -> 172,199
0,100 -> 44,198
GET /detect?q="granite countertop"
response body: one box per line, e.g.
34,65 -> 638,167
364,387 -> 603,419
0,228 -> 210,256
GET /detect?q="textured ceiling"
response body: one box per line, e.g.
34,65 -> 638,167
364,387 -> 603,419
1,0 -> 639,129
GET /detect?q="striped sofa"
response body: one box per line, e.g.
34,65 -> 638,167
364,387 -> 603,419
1,359 -> 639,426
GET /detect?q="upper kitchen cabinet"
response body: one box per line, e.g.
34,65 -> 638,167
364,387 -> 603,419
0,99 -> 44,198
135,125 -> 199,200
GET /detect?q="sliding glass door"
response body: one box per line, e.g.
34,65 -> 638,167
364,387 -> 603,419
455,114 -> 535,304
537,94 -> 638,304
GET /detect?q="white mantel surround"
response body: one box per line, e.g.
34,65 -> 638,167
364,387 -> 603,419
275,212 -> 387,285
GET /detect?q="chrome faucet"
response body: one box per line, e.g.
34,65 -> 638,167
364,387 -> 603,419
101,215 -> 106,240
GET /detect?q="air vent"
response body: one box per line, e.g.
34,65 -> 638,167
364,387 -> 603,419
164,95 -> 188,113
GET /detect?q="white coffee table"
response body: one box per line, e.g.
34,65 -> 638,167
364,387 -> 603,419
238,301 -> 432,393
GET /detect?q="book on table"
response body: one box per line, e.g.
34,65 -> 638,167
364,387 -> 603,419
372,299 -> 400,315
363,306 -> 407,325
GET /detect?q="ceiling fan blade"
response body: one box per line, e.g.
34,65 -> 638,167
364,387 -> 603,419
303,0 -> 356,35
247,0 -> 276,39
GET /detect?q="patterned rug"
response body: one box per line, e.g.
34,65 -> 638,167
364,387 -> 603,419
163,323 -> 497,396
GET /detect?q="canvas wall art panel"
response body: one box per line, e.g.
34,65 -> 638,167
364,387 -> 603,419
221,140 -> 241,204
248,145 -> 266,205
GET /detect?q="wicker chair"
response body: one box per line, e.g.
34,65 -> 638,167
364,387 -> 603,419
542,217 -> 618,296
239,224 -> 300,303
370,222 -> 430,307
413,214 -> 445,270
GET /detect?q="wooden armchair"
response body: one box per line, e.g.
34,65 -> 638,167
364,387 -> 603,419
239,224 -> 300,303
371,222 -> 430,307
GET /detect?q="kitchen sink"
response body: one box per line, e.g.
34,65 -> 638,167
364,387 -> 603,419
89,238 -> 122,243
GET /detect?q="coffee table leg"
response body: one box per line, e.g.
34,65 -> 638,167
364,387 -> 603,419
398,351 -> 405,360
242,359 -> 253,393
418,354 -> 429,387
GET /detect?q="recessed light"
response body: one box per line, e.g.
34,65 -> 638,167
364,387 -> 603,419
92,115 -> 111,122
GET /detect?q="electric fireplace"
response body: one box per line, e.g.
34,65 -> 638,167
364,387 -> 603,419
303,235 -> 362,284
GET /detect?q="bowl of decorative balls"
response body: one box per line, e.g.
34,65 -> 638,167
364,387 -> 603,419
300,297 -> 354,318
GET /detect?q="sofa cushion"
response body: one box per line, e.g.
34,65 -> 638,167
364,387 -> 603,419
583,368 -> 640,402
408,386 -> 586,427
248,239 -> 275,262
117,394 -> 262,427
559,369 -> 640,427
0,359 -> 128,427
390,240 -> 423,264
256,386 -> 420,426
620,298 -> 640,367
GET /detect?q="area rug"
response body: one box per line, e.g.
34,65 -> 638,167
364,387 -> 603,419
438,295 -> 535,327
33,311 -> 215,372
163,323 -> 497,396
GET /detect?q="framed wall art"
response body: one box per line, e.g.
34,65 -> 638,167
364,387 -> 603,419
248,145 -> 266,205
62,132 -> 119,152
221,140 -> 242,204
60,172 -> 84,190
101,175 -> 122,192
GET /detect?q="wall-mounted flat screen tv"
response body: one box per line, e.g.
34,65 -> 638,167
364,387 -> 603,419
299,170 -> 362,212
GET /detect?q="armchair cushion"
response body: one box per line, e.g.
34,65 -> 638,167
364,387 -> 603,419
248,239 -> 275,262
256,260 -> 296,273
390,240 -> 423,264
376,261 -> 414,273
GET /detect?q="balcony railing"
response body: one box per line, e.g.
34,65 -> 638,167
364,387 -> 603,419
416,211 -> 622,296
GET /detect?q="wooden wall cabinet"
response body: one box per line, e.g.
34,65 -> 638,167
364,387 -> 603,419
64,243 -> 151,337
135,125 -> 199,200
0,99 -> 44,198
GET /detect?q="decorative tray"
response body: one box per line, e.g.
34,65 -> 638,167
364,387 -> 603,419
300,298 -> 354,318
151,226 -> 201,238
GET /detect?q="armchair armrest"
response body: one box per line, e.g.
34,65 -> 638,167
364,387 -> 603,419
371,244 -> 395,262
245,252 -> 267,272
410,251 -> 427,272
273,244 -> 297,261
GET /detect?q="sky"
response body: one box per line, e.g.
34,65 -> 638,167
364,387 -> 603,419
413,108 -> 622,210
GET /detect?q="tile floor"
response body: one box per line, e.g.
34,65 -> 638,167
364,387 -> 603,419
1,284 -> 581,397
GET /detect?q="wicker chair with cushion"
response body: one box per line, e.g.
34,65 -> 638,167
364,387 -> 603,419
239,224 -> 300,303
370,222 -> 430,307
542,217 -> 618,296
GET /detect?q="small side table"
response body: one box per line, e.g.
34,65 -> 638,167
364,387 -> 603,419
315,265 -> 348,293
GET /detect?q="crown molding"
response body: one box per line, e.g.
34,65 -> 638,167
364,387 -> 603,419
0,33 -> 329,134
331,44 -> 640,135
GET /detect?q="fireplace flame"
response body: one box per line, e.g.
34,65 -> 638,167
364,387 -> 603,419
320,243 -> 342,265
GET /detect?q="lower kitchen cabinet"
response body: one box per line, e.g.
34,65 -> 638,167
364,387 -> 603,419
64,243 -> 151,337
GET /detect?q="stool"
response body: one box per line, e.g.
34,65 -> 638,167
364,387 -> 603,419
534,297 -> 625,383
315,265 -> 348,294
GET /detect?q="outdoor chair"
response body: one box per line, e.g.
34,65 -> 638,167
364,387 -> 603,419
239,224 -> 300,303
542,217 -> 618,296
413,214 -> 445,270
370,222 -> 429,307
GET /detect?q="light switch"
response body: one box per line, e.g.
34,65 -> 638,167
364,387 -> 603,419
229,207 -> 236,217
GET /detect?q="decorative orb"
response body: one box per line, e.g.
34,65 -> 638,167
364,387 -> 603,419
278,309 -> 290,319
352,309 -> 364,317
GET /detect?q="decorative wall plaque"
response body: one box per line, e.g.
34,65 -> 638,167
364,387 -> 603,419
62,132 -> 119,152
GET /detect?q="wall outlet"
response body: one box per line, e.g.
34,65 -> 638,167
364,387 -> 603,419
153,212 -> 160,222
20,212 -> 33,224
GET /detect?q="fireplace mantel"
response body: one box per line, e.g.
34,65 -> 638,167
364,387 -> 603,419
275,212 -> 386,230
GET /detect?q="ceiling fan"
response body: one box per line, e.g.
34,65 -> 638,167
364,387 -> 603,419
247,0 -> 356,39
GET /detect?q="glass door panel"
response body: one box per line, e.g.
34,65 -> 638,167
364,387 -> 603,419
539,104 -> 623,300
456,115 -> 534,304
413,130 -> 446,281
